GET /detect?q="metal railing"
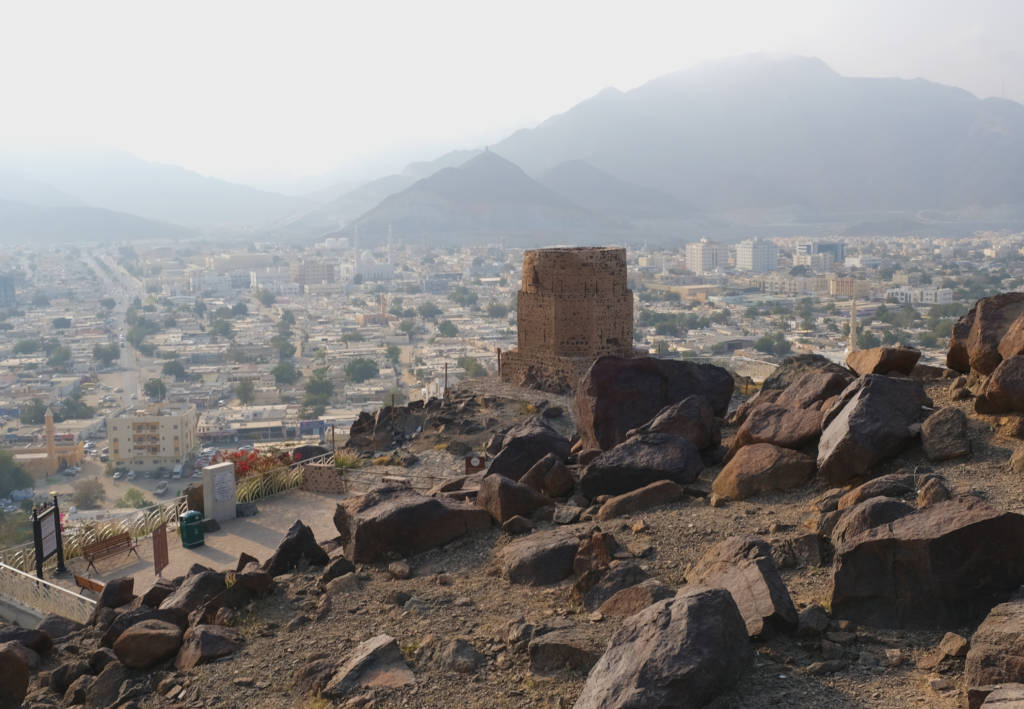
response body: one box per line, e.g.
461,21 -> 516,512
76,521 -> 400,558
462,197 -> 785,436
0,496 -> 188,575
0,562 -> 96,624
236,466 -> 305,503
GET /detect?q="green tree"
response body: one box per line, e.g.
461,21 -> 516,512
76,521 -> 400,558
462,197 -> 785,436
417,302 -> 442,321
12,339 -> 39,355
115,488 -> 152,509
210,319 -> 234,339
302,366 -> 335,417
398,319 -> 416,335
235,378 -> 256,404
47,346 -> 71,367
457,356 -> 486,378
271,335 -> 296,360
448,287 -> 478,308
143,378 -> 167,401
437,320 -> 459,337
72,478 -> 106,509
257,289 -> 275,307
341,332 -> 365,347
19,398 -> 47,425
486,302 -> 509,318
193,299 -> 206,317
280,309 -> 295,327
858,331 -> 882,349
386,344 -> 401,365
231,302 -> 248,317
52,317 -> 71,330
272,360 -> 301,385
99,297 -> 116,309
345,358 -> 379,383
0,451 -> 32,497
162,360 -> 187,381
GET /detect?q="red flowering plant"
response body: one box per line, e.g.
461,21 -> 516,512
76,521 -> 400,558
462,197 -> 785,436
209,448 -> 291,480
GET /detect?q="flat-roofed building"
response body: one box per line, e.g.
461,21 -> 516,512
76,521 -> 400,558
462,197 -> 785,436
107,404 -> 199,472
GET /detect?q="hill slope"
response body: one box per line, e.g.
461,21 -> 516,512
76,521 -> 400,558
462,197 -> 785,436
0,198 -> 193,242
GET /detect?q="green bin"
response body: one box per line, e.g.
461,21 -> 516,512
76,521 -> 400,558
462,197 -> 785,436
179,510 -> 205,549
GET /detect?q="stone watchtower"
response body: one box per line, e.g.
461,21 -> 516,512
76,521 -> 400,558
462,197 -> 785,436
499,247 -> 633,392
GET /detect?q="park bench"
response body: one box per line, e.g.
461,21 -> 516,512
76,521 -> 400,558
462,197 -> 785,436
73,574 -> 134,597
81,532 -> 140,573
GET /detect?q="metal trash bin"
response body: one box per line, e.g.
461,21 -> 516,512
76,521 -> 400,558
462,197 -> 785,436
179,510 -> 205,549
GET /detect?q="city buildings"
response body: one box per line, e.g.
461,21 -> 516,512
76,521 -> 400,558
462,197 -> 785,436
106,404 -> 199,472
685,239 -> 729,275
736,238 -> 779,273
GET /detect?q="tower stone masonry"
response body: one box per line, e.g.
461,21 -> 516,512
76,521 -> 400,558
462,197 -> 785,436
500,246 -> 634,392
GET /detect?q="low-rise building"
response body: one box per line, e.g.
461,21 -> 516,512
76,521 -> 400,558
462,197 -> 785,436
107,404 -> 199,472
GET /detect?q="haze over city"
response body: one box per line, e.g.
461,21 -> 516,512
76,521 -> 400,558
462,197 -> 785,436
4,3 -> 1024,708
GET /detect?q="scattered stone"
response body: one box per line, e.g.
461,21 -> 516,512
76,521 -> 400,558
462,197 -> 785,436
100,608 -> 186,648
977,356 -> 1024,414
966,598 -> 1024,688
417,636 -> 484,673
553,505 -> 582,524
325,573 -> 362,595
595,479 -> 687,520
830,496 -> 916,548
918,476 -> 953,507
797,605 -> 830,637
63,673 -> 93,705
579,433 -> 704,499
948,292 -> 1024,375
830,498 -> 1024,627
687,536 -> 798,637
0,642 -> 29,707
487,417 -> 571,480
477,473 -> 552,523
159,570 -> 226,616
817,375 -> 931,486
573,562 -> 651,611
950,375 -> 973,400
113,619 -> 183,669
175,625 -> 244,670
88,647 -> 118,674
730,404 -> 823,453
322,635 -> 415,698
528,627 -> 603,674
980,684 -> 1024,707
625,395 -> 721,451
0,626 -> 51,655
84,660 -> 127,708
387,561 -> 411,580
334,485 -> 490,563
806,659 -> 847,675
574,586 -> 750,708
320,549 -> 357,585
762,354 -> 853,391
576,355 -> 733,451
501,515 -> 534,535
713,443 -> 815,500
885,648 -> 904,667
919,631 -> 969,670
920,406 -> 971,461
598,579 -> 675,617
519,453 -> 574,498
49,659 -> 90,694
846,346 -> 921,376
262,519 -> 329,576
495,526 -> 585,585
573,532 -> 620,576
35,614 -> 83,641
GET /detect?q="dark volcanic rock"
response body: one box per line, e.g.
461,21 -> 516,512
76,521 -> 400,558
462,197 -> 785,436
529,627 -> 603,674
36,614 -> 83,641
158,571 -> 226,616
976,356 -> 1024,414
830,496 -> 916,548
477,473 -> 552,523
774,371 -> 855,410
495,527 -> 586,586
334,485 -> 491,563
846,346 -> 921,376
922,406 -> 971,461
595,479 -> 687,520
762,354 -> 853,391
625,395 -> 720,451
687,536 -> 797,637
520,452 -> 574,498
578,433 -> 703,499
730,404 -> 823,453
817,374 -> 930,486
101,607 -> 187,647
966,598 -> 1024,690
713,443 -> 815,500
262,519 -> 329,576
573,562 -> 650,611
487,417 -> 570,480
0,626 -> 52,654
0,642 -> 29,708
948,293 -> 1024,375
112,619 -> 183,669
175,624 -> 244,670
830,498 -> 1024,628
576,355 -> 733,451
598,579 -> 675,617
322,634 -> 414,697
574,586 -> 751,709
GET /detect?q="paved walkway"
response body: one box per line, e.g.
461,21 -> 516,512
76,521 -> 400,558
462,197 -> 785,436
60,489 -> 345,593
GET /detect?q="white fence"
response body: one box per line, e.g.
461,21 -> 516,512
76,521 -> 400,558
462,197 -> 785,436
0,562 -> 95,624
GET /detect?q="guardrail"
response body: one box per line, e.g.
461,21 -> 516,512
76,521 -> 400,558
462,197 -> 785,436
236,466 -> 306,503
0,496 -> 188,575
0,562 -> 95,624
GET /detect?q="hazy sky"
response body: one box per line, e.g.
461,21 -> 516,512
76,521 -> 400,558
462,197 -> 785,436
2,0 -> 1022,187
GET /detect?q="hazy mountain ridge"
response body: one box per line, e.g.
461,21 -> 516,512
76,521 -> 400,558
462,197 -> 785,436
0,197 -> 193,242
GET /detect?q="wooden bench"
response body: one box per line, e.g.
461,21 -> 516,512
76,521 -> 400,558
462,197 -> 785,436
73,574 -> 134,597
81,532 -> 139,573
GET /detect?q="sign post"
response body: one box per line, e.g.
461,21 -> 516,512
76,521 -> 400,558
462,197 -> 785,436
153,522 -> 169,577
31,494 -> 66,579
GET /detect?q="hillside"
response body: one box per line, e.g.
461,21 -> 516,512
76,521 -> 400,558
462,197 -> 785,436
0,198 -> 193,243
538,159 -> 691,218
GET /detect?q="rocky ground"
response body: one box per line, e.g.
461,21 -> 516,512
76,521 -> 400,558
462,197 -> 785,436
9,326 -> 1024,707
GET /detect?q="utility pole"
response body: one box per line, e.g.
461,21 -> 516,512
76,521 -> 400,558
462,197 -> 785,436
849,298 -> 858,353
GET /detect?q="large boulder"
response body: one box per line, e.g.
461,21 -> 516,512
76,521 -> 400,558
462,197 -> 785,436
687,536 -> 797,637
578,433 -> 703,499
322,635 -> 414,698
596,480 -> 687,520
334,485 -> 491,563
574,586 -> 750,709
476,474 -> 551,523
976,356 -> 1024,414
262,519 -> 329,576
730,404 -> 823,453
829,498 -> 1024,628
773,371 -> 853,410
488,417 -> 570,480
922,406 -> 971,461
625,395 -> 720,451
816,374 -> 930,486
519,453 -> 574,498
0,625 -> 52,654
598,579 -> 675,617
576,356 -> 733,451
829,496 -> 916,548
762,354 -> 853,391
495,526 -> 587,586
0,642 -> 30,708
947,293 -> 1024,374
175,625 -> 244,670
846,346 -> 921,376
529,627 -> 603,674
112,619 -> 183,669
100,607 -> 187,647
966,598 -> 1024,689
36,614 -> 83,641
713,443 -> 815,500
159,570 -> 226,616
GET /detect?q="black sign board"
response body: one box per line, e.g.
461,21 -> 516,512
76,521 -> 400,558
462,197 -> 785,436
32,494 -> 67,579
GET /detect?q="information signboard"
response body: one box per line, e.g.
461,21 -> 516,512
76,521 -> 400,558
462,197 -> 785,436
153,523 -> 169,576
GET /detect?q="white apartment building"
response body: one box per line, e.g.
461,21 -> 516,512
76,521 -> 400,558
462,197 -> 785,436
685,239 -> 729,275
107,404 -> 199,472
884,286 -> 954,305
735,238 -> 779,273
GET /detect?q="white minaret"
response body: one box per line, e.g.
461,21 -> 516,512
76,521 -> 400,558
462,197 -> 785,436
849,298 -> 858,353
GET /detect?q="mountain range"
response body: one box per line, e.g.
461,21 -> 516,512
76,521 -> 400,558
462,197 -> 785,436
6,54 -> 1024,243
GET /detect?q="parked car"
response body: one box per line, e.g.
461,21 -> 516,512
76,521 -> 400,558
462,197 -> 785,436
154,482 -> 168,496
126,470 -> 136,481
112,471 -> 123,481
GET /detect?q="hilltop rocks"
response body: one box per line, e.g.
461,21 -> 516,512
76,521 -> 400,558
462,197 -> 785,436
976,356 -> 1024,414
762,353 -> 853,391
687,536 -> 797,637
529,627 -> 603,674
576,355 -> 733,451
846,346 -> 921,376
578,433 -> 703,498
347,405 -> 425,450
175,625 -> 244,670
830,496 -> 915,548
574,586 -> 750,709
965,598 -> 1024,689
488,417 -> 570,480
159,570 -> 226,616
333,485 -> 490,563
496,527 -> 586,586
262,519 -> 329,576
817,375 -> 930,486
713,443 -> 815,500
596,479 -> 687,520
0,642 -> 30,707
624,395 -> 720,451
598,579 -> 675,617
948,292 -> 1024,375
519,453 -> 574,498
112,619 -> 183,669
477,473 -> 552,523
922,406 -> 971,461
322,635 -> 415,698
830,498 -> 1024,627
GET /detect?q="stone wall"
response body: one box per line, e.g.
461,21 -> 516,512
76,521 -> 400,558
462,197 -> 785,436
502,247 -> 634,392
301,464 -> 348,495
